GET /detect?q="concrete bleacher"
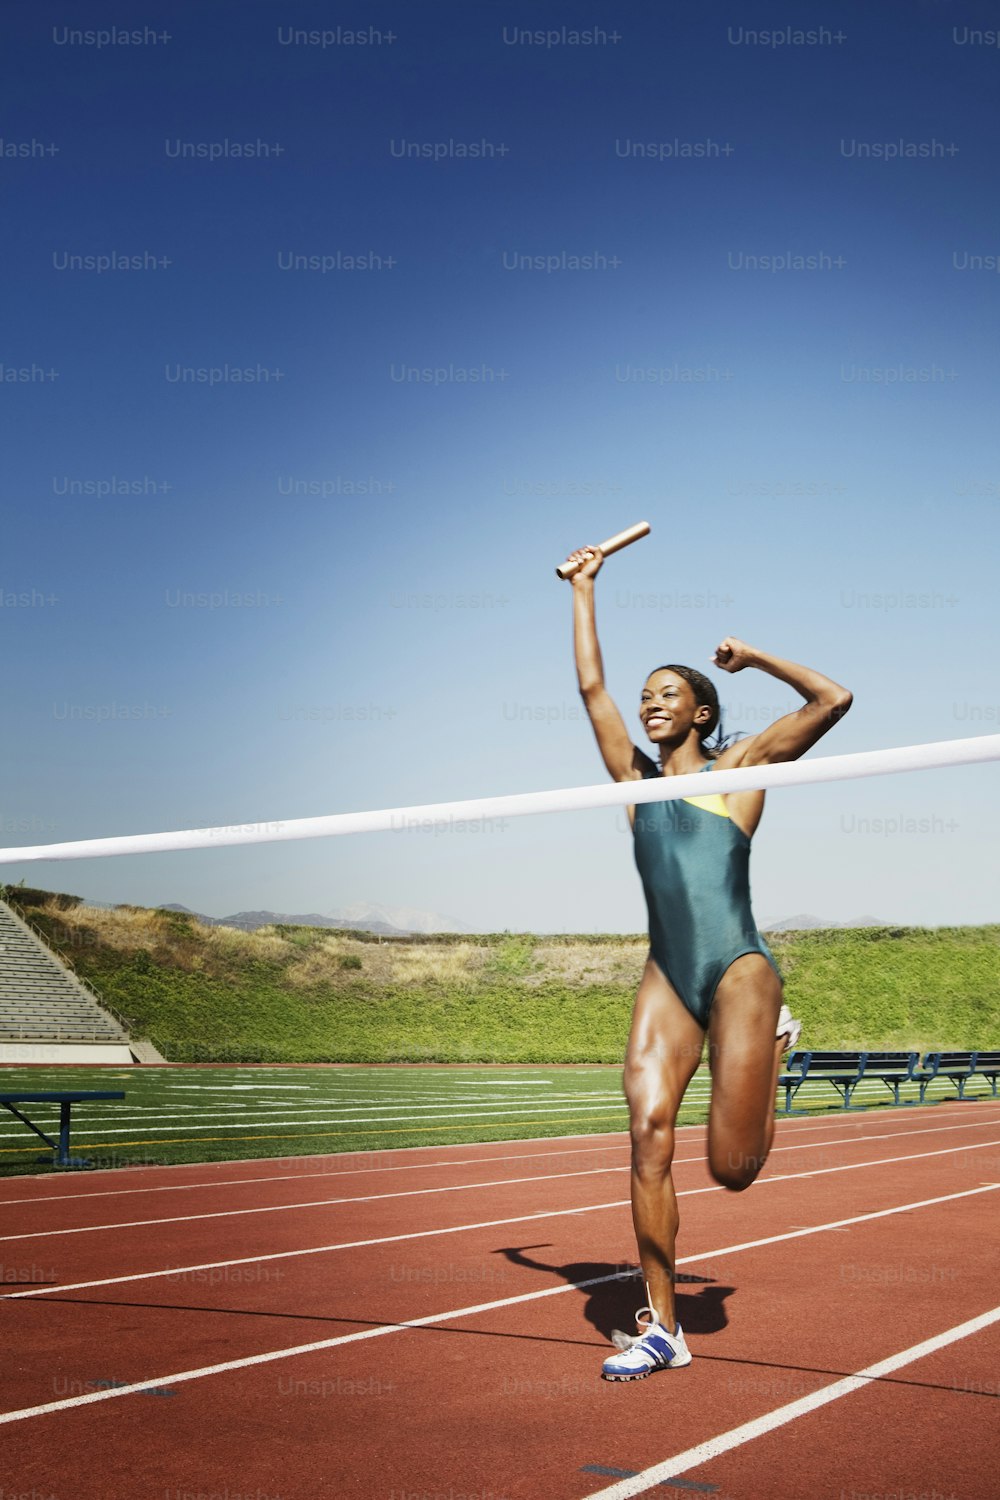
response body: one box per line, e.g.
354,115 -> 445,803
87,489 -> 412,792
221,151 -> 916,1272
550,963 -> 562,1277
0,898 -> 145,1064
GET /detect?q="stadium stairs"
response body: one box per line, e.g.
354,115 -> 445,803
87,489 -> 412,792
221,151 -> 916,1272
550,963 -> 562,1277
0,898 -> 164,1065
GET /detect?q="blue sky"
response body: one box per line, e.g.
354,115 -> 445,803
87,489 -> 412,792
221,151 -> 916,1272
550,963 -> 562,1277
2,0 -> 998,931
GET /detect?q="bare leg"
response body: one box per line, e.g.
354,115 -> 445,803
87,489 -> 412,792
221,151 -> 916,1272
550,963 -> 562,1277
623,957 -> 705,1329
705,954 -> 784,1190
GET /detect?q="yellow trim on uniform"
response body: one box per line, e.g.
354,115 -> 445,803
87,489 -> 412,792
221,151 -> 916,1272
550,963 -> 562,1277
681,793 -> 730,818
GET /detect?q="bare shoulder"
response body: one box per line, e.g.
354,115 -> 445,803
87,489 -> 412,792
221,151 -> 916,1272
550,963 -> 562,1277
709,735 -> 758,771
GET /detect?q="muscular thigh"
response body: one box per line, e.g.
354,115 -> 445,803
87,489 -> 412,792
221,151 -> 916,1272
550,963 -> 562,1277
625,957 -> 706,1120
706,953 -> 783,1139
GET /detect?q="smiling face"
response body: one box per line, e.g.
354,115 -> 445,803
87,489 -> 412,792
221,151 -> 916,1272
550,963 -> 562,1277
640,669 -> 714,746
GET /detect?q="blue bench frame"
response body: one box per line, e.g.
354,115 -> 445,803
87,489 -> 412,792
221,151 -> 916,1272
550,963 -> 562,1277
778,1051 -> 920,1114
0,1091 -> 125,1168
915,1051 -> 1000,1102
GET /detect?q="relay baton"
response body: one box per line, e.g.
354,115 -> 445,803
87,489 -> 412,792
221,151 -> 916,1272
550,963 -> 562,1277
555,520 -> 651,579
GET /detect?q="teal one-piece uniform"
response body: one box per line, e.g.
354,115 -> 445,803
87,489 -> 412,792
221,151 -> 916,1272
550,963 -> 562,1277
632,759 -> 781,1028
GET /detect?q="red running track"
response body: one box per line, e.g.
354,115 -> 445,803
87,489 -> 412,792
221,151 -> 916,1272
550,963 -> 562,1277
1,1100 -> 999,1500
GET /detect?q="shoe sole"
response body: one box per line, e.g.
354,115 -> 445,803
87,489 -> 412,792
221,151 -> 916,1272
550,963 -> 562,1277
602,1355 -> 692,1381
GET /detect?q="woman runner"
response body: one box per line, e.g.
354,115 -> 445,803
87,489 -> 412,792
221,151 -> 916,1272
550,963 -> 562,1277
564,542 -> 853,1381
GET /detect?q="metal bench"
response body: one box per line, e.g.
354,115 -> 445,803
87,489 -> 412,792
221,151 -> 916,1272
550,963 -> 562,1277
778,1050 -> 920,1113
857,1050 -> 923,1106
915,1050 -> 1000,1102
0,1090 -> 125,1168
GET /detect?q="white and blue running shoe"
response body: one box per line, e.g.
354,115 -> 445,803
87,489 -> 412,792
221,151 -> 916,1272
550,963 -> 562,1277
601,1307 -> 692,1382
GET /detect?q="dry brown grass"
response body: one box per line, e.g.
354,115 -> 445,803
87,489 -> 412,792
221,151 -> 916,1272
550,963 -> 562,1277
386,942 -> 485,986
282,935 -> 370,989
40,900 -> 155,953
35,904 -> 658,991
208,924 -> 293,965
526,940 -> 647,988
281,937 -> 489,990
40,901 -> 299,975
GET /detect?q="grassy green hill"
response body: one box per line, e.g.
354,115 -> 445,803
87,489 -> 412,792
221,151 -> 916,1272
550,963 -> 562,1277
5,886 -> 998,1064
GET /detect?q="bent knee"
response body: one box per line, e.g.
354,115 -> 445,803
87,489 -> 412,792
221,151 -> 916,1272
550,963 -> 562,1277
709,1144 -> 766,1192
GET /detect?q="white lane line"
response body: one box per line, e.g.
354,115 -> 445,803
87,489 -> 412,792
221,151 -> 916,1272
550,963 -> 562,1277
0,1099 -> 653,1128
0,1100 -> 634,1142
0,1099 -> 986,1202
1,1183 -> 996,1424
18,1079 -> 958,1120
6,1140 -> 1000,1289
0,1146 -> 629,1204
0,1165 -> 623,1241
0,1090 -> 632,1126
1,1088 -> 632,1117
5,1134 -> 1000,1245
0,1099 -> 981,1186
7,1110 -> 1000,1212
2,1090 -> 986,1154
1,1088 -> 930,1138
4,1088 -> 988,1142
0,1146 -> 632,1204
8,1076 -> 970,1129
581,1300 -> 1000,1498
3,1111 -> 999,1208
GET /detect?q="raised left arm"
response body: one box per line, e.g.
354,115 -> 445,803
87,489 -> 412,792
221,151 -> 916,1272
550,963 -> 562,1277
712,636 -> 852,766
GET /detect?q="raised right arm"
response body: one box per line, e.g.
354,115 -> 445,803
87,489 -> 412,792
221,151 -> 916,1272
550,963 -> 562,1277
567,548 -> 647,783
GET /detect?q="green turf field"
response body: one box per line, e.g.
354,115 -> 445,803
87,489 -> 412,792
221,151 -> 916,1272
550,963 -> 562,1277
2,891 -> 997,1177
0,1063 -> 992,1178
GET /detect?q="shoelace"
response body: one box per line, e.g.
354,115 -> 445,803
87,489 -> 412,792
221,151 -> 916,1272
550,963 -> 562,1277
610,1304 -> 657,1352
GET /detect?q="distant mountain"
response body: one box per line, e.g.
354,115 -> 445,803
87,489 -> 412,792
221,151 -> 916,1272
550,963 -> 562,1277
133,901 -> 893,937
334,900 -> 474,935
155,901 -> 472,935
225,909 -> 411,935
761,913 -> 887,932
156,903 -> 409,935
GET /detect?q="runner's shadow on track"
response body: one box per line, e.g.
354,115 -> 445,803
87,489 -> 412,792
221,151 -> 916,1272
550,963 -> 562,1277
492,1246 -> 734,1341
